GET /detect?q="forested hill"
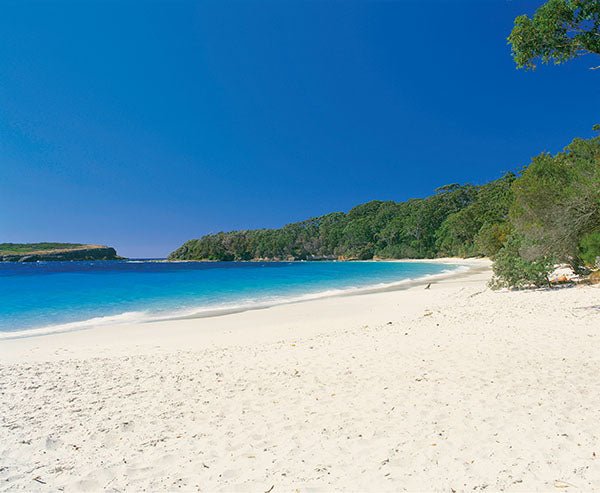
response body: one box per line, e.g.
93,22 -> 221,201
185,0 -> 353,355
169,135 -> 600,291
169,0 -> 600,287
169,174 -> 516,261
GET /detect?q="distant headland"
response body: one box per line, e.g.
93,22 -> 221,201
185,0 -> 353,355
0,243 -> 122,262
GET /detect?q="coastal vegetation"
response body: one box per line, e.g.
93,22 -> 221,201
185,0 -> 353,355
490,136 -> 600,287
0,243 -> 121,262
169,174 -> 514,262
169,0 -> 600,288
0,242 -> 86,255
169,134 -> 600,288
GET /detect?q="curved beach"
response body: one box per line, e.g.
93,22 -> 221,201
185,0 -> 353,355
2,258 -> 600,491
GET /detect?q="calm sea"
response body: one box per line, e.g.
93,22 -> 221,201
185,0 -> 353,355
0,260 -> 461,337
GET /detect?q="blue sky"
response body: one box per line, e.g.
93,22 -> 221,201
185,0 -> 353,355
1,1 -> 598,258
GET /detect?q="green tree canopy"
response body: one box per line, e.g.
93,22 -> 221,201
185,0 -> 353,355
508,0 -> 600,69
510,136 -> 600,267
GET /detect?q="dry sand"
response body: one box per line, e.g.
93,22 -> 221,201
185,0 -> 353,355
2,259 -> 600,492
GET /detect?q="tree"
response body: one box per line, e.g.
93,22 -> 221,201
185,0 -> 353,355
435,174 -> 515,258
475,222 -> 511,258
510,136 -> 600,270
508,0 -> 600,70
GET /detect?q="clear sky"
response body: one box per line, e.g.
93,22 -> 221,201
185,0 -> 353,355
1,1 -> 598,258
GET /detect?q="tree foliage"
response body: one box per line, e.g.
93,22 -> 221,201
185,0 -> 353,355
510,136 -> 600,269
487,135 -> 600,287
508,0 -> 600,69
169,135 -> 600,290
579,231 -> 600,265
435,174 -> 515,258
169,177 -> 514,262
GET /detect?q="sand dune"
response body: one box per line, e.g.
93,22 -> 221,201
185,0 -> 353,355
2,260 -> 600,492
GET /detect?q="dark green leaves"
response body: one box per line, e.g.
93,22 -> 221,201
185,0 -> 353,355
508,0 -> 600,69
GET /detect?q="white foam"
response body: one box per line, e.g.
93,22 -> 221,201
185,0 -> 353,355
0,263 -> 469,340
0,311 -> 149,340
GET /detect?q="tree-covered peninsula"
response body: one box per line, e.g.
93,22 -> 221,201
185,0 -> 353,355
169,134 -> 600,288
171,0 -> 600,288
169,175 -> 515,263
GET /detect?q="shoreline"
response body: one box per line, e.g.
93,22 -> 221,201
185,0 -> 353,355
148,259 -> 485,324
2,258 -> 600,490
0,258 -> 489,364
0,258 -> 486,342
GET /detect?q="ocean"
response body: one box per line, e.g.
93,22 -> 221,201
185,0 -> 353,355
0,260 -> 462,337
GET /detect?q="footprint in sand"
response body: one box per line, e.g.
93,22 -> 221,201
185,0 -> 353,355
68,479 -> 101,491
45,437 -> 63,450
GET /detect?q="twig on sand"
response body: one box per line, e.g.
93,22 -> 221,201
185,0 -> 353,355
425,283 -> 431,290
33,477 -> 46,484
468,289 -> 486,298
554,479 -> 577,488
265,485 -> 275,493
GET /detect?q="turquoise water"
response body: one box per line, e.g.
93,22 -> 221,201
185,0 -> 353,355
0,260 -> 459,336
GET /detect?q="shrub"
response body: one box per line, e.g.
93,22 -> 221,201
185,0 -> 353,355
579,231 -> 600,267
490,234 -> 553,289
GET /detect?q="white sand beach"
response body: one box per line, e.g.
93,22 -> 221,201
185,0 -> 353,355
2,259 -> 600,492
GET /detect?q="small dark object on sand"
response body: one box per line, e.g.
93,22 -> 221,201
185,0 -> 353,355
425,283 -> 431,290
